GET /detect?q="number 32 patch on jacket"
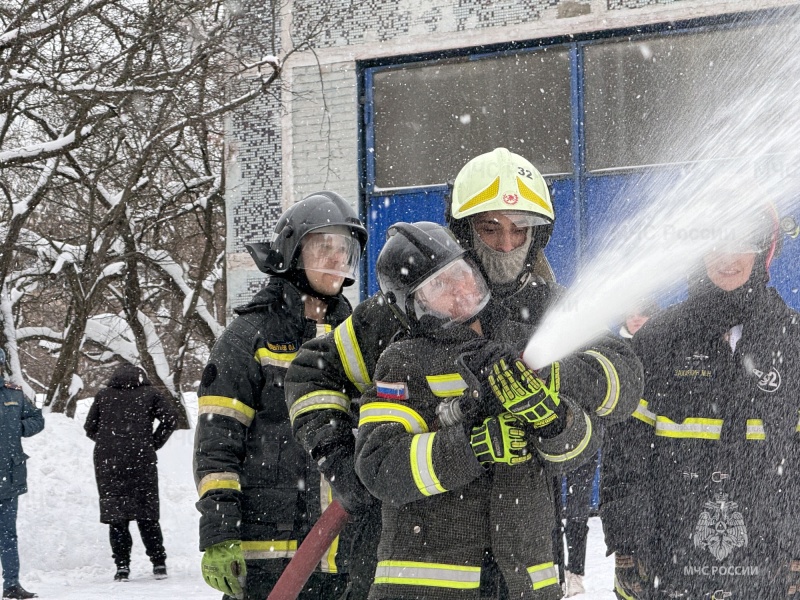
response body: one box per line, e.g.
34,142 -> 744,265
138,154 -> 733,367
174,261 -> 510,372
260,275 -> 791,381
376,381 -> 409,400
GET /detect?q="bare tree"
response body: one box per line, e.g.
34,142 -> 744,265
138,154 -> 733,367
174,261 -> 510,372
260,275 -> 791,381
0,0 -> 295,421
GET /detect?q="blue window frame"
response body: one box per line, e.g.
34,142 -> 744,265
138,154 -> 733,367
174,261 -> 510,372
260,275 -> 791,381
358,15 -> 800,310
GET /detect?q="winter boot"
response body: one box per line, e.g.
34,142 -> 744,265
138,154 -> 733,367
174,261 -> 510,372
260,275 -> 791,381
153,564 -> 168,580
114,565 -> 130,582
2,585 -> 38,599
564,570 -> 585,597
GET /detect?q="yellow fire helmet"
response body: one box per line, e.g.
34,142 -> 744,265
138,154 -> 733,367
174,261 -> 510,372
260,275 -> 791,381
451,147 -> 554,224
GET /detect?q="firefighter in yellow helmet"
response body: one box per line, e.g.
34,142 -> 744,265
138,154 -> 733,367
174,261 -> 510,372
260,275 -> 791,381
449,147 -> 556,292
285,148 -> 644,598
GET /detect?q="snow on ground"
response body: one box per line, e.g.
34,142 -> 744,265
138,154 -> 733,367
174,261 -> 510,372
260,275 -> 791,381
15,395 -> 615,599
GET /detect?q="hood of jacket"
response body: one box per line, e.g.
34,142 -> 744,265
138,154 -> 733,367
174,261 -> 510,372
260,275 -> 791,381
107,364 -> 150,389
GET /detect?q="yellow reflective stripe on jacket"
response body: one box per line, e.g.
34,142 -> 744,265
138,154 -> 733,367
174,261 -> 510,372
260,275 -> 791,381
334,316 -> 371,392
197,472 -> 241,497
289,390 -> 350,424
318,475 -> 339,573
359,402 -> 429,434
198,395 -> 256,427
585,350 -> 620,417
240,540 -> 297,560
527,562 -> 559,590
425,373 -> 467,398
632,399 -> 656,427
316,323 -> 332,337
746,418 -> 766,440
410,432 -> 447,496
255,347 -> 297,369
374,560 -> 481,589
655,416 -> 723,439
538,412 -> 594,464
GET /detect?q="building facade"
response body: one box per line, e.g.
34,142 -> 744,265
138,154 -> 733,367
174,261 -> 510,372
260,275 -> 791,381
225,0 -> 800,313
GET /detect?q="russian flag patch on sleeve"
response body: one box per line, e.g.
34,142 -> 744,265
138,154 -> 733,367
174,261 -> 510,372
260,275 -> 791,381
376,381 -> 409,400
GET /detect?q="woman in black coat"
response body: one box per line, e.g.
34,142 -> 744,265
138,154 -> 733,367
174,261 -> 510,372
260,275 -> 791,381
85,364 -> 178,581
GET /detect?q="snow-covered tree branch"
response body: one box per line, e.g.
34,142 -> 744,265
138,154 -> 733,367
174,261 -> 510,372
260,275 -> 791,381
0,0 -> 303,422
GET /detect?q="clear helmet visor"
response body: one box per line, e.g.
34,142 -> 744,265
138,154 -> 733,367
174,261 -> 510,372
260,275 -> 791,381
297,228 -> 362,282
471,210 -> 551,230
412,258 -> 491,327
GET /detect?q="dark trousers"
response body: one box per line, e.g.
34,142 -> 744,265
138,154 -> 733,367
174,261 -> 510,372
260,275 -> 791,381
0,496 -> 19,589
554,450 -> 600,577
109,519 -> 166,567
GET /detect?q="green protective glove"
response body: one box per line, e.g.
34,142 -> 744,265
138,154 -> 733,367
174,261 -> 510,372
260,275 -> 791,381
488,359 -> 565,429
469,412 -> 531,467
202,540 -> 247,599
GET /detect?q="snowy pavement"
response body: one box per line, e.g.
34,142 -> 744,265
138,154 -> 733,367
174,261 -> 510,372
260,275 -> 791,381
16,408 -> 617,599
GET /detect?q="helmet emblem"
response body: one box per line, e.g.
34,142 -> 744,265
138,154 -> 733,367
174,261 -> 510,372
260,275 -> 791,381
502,193 -> 519,205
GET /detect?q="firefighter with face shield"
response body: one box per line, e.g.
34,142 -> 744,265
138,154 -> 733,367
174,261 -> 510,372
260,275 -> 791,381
356,221 -> 602,600
194,191 -> 367,600
601,205 -> 800,600
285,149 -> 644,598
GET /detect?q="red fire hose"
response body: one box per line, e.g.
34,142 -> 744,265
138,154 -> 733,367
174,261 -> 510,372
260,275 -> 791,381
266,500 -> 351,600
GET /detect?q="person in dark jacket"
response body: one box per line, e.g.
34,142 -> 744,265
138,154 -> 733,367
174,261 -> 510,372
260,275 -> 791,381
193,191 -> 368,600
0,349 -> 44,600
355,221 -> 623,600
601,205 -> 800,599
286,148 -> 644,598
556,300 -> 660,597
84,363 -> 178,582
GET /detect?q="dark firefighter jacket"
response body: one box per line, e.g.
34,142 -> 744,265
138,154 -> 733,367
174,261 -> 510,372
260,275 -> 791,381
85,364 -> 178,523
193,276 -> 354,574
353,300 -> 626,600
601,286 -> 800,599
0,379 -> 44,500
286,275 -> 644,504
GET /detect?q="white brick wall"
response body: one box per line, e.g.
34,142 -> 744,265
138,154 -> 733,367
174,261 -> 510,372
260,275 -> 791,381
289,62 -> 359,206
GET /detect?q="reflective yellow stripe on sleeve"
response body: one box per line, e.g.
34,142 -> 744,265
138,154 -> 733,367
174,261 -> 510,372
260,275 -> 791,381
197,472 -> 241,497
425,373 -> 467,398
374,560 -> 481,589
289,390 -> 350,424
655,416 -> 722,440
198,395 -> 256,427
255,347 -> 297,369
359,402 -> 429,434
410,432 -> 447,496
318,475 -> 339,573
334,316 -> 371,392
537,412 -> 594,464
240,540 -> 297,560
632,399 -> 656,427
746,418 -> 766,440
584,350 -> 621,417
527,562 -> 559,590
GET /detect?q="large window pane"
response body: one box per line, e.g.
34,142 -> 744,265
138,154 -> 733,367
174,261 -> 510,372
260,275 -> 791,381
372,49 -> 572,189
584,24 -> 779,171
